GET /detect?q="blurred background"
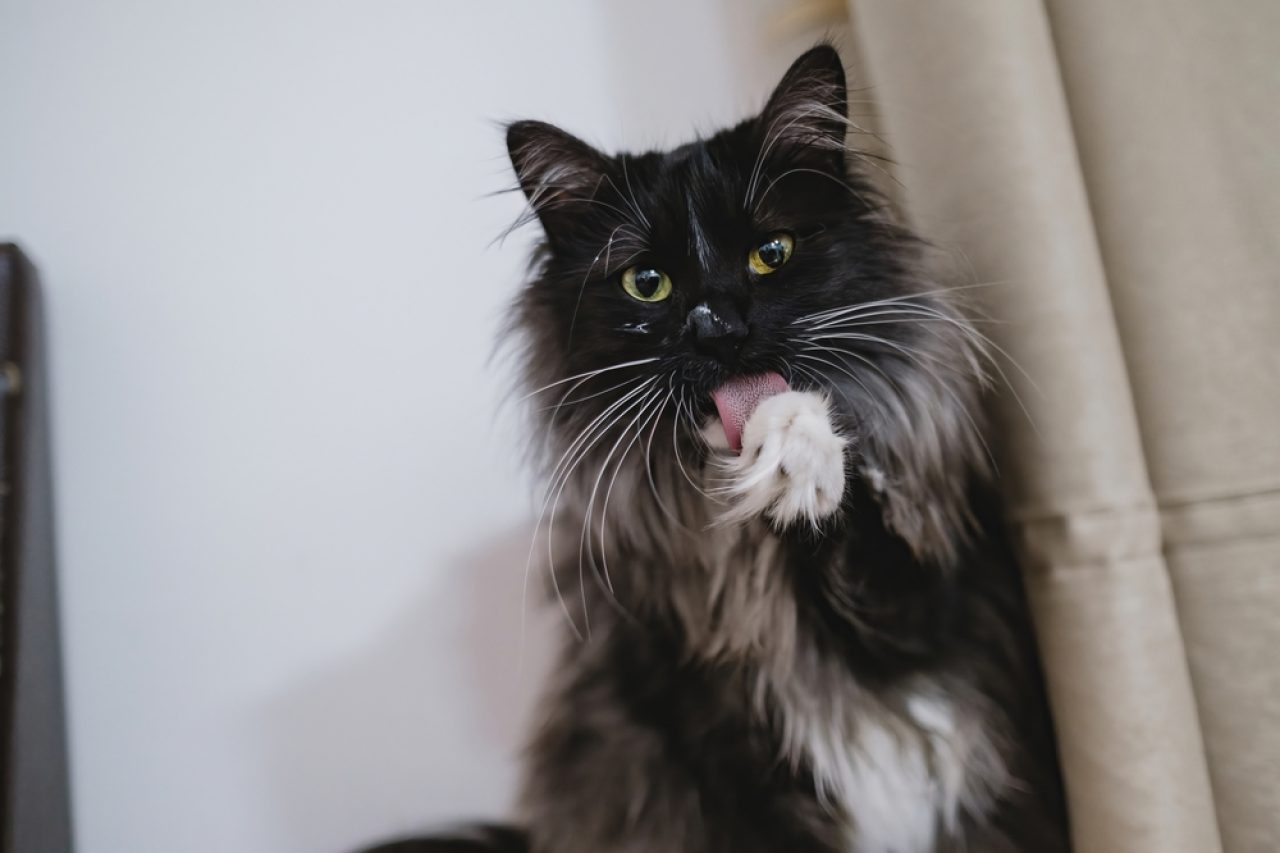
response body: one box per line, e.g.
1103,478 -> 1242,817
3,2 -> 1277,853
0,2 -> 846,852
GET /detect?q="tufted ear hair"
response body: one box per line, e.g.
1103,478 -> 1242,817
758,45 -> 849,172
506,120 -> 611,245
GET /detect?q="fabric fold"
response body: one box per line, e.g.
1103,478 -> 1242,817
844,2 -> 1225,849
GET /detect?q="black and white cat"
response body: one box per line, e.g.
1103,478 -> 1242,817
365,45 -> 1068,853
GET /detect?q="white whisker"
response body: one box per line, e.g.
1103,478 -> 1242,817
519,357 -> 659,402
579,387 -> 664,594
523,378 -> 657,641
593,388 -> 668,593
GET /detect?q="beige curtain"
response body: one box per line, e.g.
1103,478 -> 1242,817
839,3 -> 1280,852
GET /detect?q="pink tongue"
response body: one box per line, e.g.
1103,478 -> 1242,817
710,372 -> 789,452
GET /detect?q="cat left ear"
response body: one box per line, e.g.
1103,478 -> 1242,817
506,120 -> 610,243
758,45 -> 849,170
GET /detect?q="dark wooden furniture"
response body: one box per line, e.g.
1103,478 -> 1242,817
0,244 -> 73,852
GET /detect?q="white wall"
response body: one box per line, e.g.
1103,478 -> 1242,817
0,2 -> 842,851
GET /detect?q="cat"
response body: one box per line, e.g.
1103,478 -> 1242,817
361,44 -> 1069,853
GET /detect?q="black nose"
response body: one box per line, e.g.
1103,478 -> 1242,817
688,301 -> 748,362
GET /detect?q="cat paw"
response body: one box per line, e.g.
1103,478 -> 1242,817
717,390 -> 847,529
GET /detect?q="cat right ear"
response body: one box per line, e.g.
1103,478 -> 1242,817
758,45 -> 849,173
506,120 -> 609,243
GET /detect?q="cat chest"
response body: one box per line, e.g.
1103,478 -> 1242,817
776,687 -> 997,853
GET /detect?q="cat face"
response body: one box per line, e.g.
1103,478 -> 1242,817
512,49 -> 903,408
506,46 -> 983,529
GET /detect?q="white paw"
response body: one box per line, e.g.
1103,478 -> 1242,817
717,390 -> 847,529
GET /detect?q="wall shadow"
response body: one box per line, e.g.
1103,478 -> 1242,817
252,526 -> 558,853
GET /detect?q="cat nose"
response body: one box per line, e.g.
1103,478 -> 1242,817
688,301 -> 748,362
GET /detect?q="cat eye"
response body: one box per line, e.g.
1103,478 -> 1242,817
621,266 -> 673,302
748,233 -> 795,275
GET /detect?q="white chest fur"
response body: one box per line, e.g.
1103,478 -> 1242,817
769,673 -> 1006,853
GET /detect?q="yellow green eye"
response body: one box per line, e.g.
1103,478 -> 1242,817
748,232 -> 794,275
621,266 -> 672,302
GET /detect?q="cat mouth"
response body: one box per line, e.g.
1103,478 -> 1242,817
709,371 -> 790,452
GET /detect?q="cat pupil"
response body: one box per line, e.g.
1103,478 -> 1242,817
635,269 -> 661,297
760,240 -> 786,267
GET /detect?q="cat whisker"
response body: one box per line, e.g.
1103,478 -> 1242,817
789,281 -> 1010,327
538,374 -> 648,415
579,390 -> 667,630
802,315 -> 990,388
802,316 -> 1004,345
641,389 -> 691,532
746,103 -> 842,209
794,349 -> 915,438
525,378 -> 657,641
539,385 -> 652,638
592,387 -> 669,601
580,386 -> 664,594
568,223 -> 647,348
807,327 -> 990,390
671,388 -> 714,501
807,326 -> 986,388
616,158 -> 653,231
793,349 -> 878,408
805,331 -> 953,370
519,357 -> 659,402
523,374 -> 650,647
543,379 -> 658,534
807,306 -> 1039,432
548,381 -> 659,639
743,100 -> 898,212
793,293 -> 1039,433
799,341 -> 898,396
753,166 -> 880,216
796,296 -> 962,328
539,373 -> 651,468
524,183 -> 642,229
801,304 -> 994,333
749,100 -> 830,202
804,332 -> 998,474
807,300 -> 983,333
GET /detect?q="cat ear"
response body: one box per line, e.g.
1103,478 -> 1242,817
758,45 -> 849,170
506,120 -> 610,241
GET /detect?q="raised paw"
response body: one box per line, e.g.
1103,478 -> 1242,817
718,390 -> 847,529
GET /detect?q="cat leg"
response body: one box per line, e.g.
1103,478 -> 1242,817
519,629 -> 850,853
718,390 -> 848,529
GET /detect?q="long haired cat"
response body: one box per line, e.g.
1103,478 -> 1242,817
364,45 -> 1068,853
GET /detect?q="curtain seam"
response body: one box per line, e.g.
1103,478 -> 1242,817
1167,527 -> 1280,554
1008,483 -> 1280,525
